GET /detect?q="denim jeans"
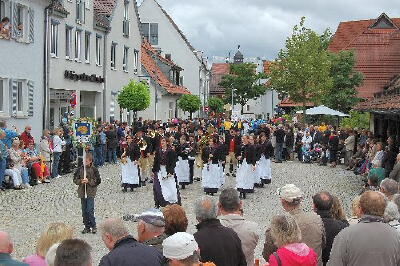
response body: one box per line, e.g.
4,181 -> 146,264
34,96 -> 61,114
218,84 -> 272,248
94,145 -> 104,167
52,152 -> 62,177
275,142 -> 283,161
20,167 -> 29,184
107,148 -> 117,164
0,159 -> 6,187
81,197 -> 96,229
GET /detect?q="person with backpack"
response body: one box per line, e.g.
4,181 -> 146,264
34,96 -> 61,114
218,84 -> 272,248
73,152 -> 101,234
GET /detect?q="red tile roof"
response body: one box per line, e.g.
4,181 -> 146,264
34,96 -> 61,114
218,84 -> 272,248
93,0 -> 116,29
263,61 -> 272,74
210,63 -> 230,95
93,0 -> 116,15
328,14 -> 400,99
141,40 -> 190,95
355,74 -> 400,112
278,98 -> 314,108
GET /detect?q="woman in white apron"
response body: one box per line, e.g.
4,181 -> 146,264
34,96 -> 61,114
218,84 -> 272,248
201,137 -> 222,196
257,133 -> 273,185
152,137 -> 181,208
236,136 -> 256,199
120,136 -> 140,192
175,135 -> 191,189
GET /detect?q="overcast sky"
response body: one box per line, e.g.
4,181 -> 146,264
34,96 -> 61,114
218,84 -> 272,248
144,0 -> 400,60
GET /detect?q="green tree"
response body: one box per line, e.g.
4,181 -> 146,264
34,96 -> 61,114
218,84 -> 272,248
208,97 -> 224,114
267,17 -> 333,118
219,63 -> 267,114
340,111 -> 370,129
117,80 -> 151,119
178,94 -> 202,119
322,50 -> 363,113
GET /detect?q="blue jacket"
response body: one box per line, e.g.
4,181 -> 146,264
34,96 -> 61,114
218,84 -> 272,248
0,253 -> 28,266
1,128 -> 19,148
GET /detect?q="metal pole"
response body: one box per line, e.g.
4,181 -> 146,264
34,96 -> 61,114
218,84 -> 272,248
231,84 -> 234,118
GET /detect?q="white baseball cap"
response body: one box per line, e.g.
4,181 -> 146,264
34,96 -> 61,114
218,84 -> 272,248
163,232 -> 199,260
277,184 -> 303,202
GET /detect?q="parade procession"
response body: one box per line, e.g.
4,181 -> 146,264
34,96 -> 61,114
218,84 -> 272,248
115,119 -> 275,205
3,0 -> 400,265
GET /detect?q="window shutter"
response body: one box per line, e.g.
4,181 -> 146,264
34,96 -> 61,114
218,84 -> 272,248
27,80 -> 34,117
10,79 -> 17,117
28,7 -> 34,43
11,1 -> 18,39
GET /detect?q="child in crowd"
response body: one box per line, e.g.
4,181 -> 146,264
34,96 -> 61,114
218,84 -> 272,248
73,153 -> 101,234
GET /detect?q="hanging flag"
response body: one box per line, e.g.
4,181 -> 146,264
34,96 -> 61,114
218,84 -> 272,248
70,92 -> 77,108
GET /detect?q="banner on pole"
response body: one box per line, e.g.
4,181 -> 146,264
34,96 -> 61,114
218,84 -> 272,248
74,122 -> 92,143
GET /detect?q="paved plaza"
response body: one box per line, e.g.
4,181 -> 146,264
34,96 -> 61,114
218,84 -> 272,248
0,161 -> 362,264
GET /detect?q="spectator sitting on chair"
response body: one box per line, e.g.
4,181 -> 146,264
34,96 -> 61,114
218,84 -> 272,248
20,126 -> 34,149
5,138 -> 30,189
24,141 -> 50,184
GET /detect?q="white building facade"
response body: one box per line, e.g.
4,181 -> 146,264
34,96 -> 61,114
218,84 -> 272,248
46,0 -> 107,129
138,0 -> 210,117
0,0 -> 48,139
100,0 -> 142,124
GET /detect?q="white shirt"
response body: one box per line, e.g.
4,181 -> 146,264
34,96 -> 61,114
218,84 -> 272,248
53,135 -> 65,153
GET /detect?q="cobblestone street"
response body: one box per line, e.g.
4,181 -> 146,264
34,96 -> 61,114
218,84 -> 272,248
0,161 -> 362,264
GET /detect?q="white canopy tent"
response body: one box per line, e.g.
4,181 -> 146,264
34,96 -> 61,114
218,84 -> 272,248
296,105 -> 349,117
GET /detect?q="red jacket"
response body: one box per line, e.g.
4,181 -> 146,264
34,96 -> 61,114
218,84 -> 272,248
20,131 -> 34,148
268,243 -> 317,266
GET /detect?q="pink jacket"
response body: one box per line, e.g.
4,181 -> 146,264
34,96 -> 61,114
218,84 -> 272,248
268,243 -> 317,266
23,254 -> 47,266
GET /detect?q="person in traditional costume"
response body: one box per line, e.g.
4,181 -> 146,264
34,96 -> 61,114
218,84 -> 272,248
152,137 -> 181,208
201,137 -> 222,196
175,135 -> 191,189
236,135 -> 256,199
187,134 -> 197,184
257,133 -> 273,185
194,128 -> 205,181
120,135 -> 140,192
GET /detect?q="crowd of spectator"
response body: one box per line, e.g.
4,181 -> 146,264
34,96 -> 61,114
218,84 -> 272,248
2,185 -> 400,266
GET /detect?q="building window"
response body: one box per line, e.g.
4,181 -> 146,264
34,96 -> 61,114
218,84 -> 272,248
168,102 -> 173,119
141,23 -> 158,45
123,2 -> 129,36
16,81 -> 23,112
76,0 -> 85,24
179,76 -> 184,86
65,27 -> 72,59
50,21 -> 59,56
84,32 -> 90,62
133,49 -> 139,73
111,43 -> 117,70
123,46 -> 129,72
75,30 -> 81,61
0,1 -> 5,20
14,4 -> 25,39
96,35 -> 102,66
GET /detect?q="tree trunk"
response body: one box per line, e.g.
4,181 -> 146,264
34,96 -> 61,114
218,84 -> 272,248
189,112 -> 193,120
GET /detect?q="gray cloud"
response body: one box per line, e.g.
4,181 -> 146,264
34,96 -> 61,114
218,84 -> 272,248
153,0 -> 400,60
